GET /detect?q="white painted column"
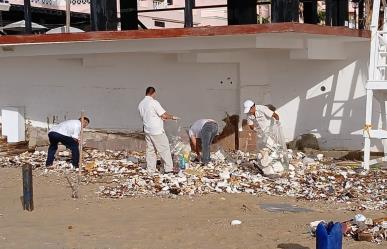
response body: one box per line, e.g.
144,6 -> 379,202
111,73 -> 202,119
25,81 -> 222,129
364,0 -> 381,170
1,107 -> 26,143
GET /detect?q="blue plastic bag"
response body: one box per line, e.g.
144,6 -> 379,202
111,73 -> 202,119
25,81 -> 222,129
316,222 -> 342,249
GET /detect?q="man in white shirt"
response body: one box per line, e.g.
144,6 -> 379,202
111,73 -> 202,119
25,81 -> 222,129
243,100 -> 279,131
138,87 -> 179,174
45,117 -> 90,168
188,119 -> 218,165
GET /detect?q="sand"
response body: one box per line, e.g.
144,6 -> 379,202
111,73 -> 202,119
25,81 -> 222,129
0,168 -> 385,249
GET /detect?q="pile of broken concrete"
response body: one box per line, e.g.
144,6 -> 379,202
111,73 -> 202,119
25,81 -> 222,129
0,147 -> 385,211
310,214 -> 387,244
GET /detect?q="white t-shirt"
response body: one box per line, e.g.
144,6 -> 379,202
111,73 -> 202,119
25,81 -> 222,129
138,96 -> 166,135
188,119 -> 216,138
247,105 -> 274,131
49,120 -> 81,139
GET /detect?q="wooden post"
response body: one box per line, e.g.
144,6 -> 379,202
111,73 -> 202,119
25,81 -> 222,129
79,112 -> 85,173
359,0 -> 365,29
303,0 -> 318,24
22,164 -> 34,211
91,0 -> 118,31
120,0 -> 138,30
72,112 -> 85,198
65,0 -> 70,33
271,0 -> 299,23
184,0 -> 194,28
23,0 -> 32,34
228,0 -> 257,25
326,0 -> 349,26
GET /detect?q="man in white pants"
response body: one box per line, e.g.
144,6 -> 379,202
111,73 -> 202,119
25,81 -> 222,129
138,87 -> 179,174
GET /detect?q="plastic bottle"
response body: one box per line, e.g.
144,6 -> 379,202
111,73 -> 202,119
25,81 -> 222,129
179,153 -> 185,170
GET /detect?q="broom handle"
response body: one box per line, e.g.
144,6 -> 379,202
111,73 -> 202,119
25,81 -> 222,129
79,112 -> 85,175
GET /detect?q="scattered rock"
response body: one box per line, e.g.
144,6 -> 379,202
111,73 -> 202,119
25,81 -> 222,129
355,214 -> 366,222
0,147 -> 385,211
287,134 -> 320,151
231,220 -> 242,226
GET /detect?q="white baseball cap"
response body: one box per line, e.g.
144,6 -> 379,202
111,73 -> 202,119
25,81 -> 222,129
243,100 -> 255,114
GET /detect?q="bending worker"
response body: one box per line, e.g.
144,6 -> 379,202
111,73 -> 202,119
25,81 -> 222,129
243,100 -> 279,131
188,119 -> 218,165
138,86 -> 179,174
45,117 -> 90,169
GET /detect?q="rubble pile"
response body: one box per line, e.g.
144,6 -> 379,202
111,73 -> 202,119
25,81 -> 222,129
343,215 -> 387,243
0,136 -> 30,156
0,148 -> 385,211
310,215 -> 387,244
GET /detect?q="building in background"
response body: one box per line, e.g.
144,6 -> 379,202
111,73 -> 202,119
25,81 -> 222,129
0,0 -> 89,31
0,1 -> 374,152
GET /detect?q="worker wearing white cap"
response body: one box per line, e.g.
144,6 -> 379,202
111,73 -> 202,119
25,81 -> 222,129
243,100 -> 279,131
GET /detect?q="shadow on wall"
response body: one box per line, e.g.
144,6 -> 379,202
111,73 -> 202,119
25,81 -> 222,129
214,113 -> 240,150
271,49 -> 380,151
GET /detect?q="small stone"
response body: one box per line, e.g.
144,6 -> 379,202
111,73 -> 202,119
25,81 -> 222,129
302,157 -> 315,165
219,170 -> 230,180
365,218 -> 373,226
354,214 -> 366,222
272,161 -> 284,173
231,220 -> 242,226
262,166 -> 275,176
316,154 -> 324,161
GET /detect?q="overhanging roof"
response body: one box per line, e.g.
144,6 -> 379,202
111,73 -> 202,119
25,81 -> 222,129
0,23 -> 370,46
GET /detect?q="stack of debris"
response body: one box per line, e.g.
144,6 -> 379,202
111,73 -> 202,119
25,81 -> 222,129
0,136 -> 30,156
0,148 -> 385,211
343,215 -> 387,243
255,122 -> 289,176
310,215 -> 387,244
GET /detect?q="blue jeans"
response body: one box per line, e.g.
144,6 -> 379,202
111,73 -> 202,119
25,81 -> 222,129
199,122 -> 218,164
46,132 -> 79,168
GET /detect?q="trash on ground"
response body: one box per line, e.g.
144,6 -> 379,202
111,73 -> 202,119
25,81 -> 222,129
310,215 -> 387,244
0,146 -> 385,213
231,220 -> 242,226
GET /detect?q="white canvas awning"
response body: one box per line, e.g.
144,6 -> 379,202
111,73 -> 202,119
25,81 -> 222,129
2,20 -> 47,32
46,26 -> 85,34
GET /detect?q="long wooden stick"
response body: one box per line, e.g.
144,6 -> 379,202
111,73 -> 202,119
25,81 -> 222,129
73,111 -> 85,198
79,112 -> 85,173
65,0 -> 70,33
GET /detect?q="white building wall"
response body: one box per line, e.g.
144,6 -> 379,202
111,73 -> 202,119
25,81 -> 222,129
0,53 -> 239,135
0,37 -> 377,151
189,44 -> 374,150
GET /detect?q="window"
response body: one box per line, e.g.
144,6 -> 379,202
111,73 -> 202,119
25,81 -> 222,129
154,20 -> 165,27
167,0 -> 173,5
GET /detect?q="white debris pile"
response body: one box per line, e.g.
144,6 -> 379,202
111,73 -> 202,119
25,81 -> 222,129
310,214 -> 387,244
342,215 -> 387,243
255,122 -> 290,176
0,149 -> 385,210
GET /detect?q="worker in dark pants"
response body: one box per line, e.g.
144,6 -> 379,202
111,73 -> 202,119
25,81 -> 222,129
45,117 -> 90,169
188,119 -> 218,165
